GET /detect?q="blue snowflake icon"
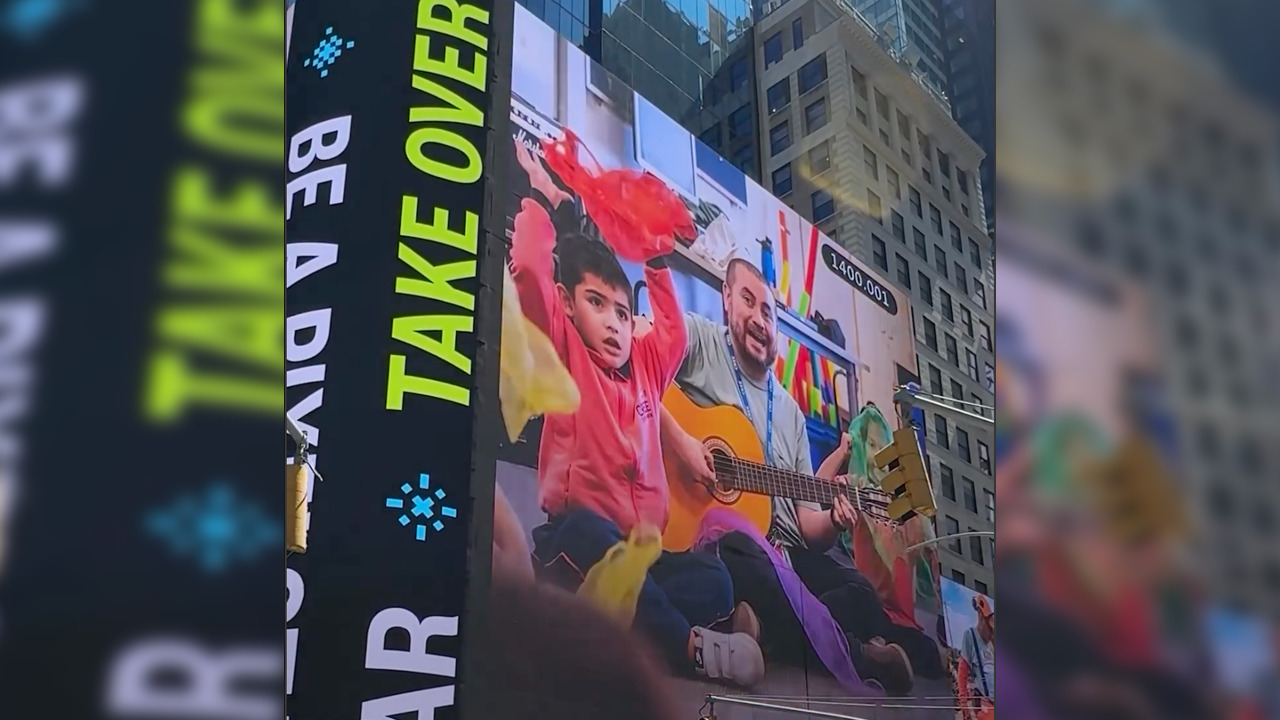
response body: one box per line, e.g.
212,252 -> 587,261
302,26 -> 355,78
0,0 -> 86,41
146,483 -> 278,574
385,473 -> 458,541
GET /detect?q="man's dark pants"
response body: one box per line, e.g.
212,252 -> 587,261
716,530 -> 945,679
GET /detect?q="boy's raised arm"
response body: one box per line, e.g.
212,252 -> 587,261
508,197 -> 562,340
635,254 -> 688,389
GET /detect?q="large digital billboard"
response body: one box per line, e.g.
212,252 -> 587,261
940,577 -> 995,720
286,1 -> 950,717
480,4 -> 949,716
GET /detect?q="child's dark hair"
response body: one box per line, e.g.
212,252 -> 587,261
556,233 -> 633,308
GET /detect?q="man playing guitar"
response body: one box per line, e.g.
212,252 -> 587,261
659,257 -> 931,693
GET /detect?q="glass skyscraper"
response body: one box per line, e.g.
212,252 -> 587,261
938,0 -> 994,234
849,0 -> 948,93
517,0 -> 762,179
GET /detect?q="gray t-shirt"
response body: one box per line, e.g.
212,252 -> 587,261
674,313 -> 819,549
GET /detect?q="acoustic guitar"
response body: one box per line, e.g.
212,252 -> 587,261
660,385 -> 895,552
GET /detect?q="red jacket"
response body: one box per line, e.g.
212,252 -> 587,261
509,197 -> 687,535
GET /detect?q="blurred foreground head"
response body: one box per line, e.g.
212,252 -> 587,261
470,580 -> 675,720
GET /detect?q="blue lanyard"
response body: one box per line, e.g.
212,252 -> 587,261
726,333 -> 773,462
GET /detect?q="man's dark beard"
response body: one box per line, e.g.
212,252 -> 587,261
731,325 -> 774,380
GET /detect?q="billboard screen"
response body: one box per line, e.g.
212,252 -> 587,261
940,577 -> 995,720
482,4 -> 948,716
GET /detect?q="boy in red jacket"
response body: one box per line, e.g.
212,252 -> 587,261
509,139 -> 763,687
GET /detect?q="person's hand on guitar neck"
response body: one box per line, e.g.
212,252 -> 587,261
828,474 -> 859,533
799,433 -> 857,548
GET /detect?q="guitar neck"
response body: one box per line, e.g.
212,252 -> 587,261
710,455 -> 893,516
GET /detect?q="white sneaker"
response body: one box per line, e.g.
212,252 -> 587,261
691,627 -> 765,687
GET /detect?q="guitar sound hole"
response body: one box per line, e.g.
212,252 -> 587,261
705,447 -> 740,504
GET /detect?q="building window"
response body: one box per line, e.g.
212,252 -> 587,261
887,166 -> 900,198
929,204 -> 943,234
935,415 -> 949,449
872,235 -> 888,270
952,569 -> 967,585
975,579 -> 988,595
729,106 -> 752,141
864,145 -> 879,181
891,211 -> 905,242
764,32 -> 783,68
938,149 -> 951,178
934,246 -> 948,277
857,108 -> 869,125
897,253 -> 912,289
929,364 -> 943,394
851,65 -> 868,100
770,121 -> 791,155
969,237 -> 982,267
733,145 -> 753,174
772,163 -> 792,196
766,79 -> 791,114
867,190 -> 883,223
957,427 -> 971,463
880,127 -> 892,147
809,141 -> 831,174
909,186 -> 922,217
950,221 -> 962,250
730,59 -> 748,92
699,124 -> 722,148
804,98 -> 828,132
940,289 -> 953,321
918,272 -> 933,306
966,349 -> 979,381
913,228 -> 927,259
969,528 -> 985,566
942,184 -> 951,201
958,168 -> 970,195
961,305 -> 973,337
941,463 -> 956,500
975,282 -> 986,309
951,379 -> 964,408
979,321 -> 991,351
984,489 -> 995,522
972,393 -> 986,418
874,88 -> 891,121
798,55 -> 828,94
792,17 -> 804,50
962,477 -> 977,512
812,190 -> 835,221
897,110 -> 911,140
923,318 -> 937,351
945,333 -> 959,366
978,441 -> 991,475
945,516 -> 962,553
954,263 -> 968,294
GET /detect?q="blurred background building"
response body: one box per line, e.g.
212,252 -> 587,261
1000,0 -> 1280,615
752,0 -> 996,593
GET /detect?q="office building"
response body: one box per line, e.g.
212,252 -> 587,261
517,0 -> 762,179
937,0 -> 994,235
753,0 -> 995,592
1007,0 -> 1280,614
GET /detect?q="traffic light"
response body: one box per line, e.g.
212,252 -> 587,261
287,455 -> 309,554
1090,436 -> 1187,544
875,426 -> 936,522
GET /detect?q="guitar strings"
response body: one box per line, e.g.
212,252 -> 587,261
705,453 -> 894,516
